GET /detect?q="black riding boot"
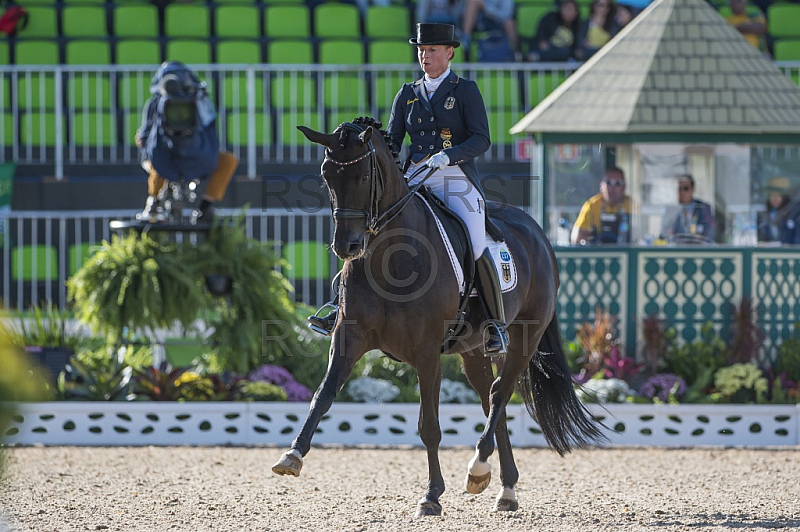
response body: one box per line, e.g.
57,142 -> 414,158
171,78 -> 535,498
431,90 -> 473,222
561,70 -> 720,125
475,248 -> 509,356
307,271 -> 341,336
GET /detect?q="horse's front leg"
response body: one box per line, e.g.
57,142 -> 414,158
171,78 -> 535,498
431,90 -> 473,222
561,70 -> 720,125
272,326 -> 366,477
415,354 -> 444,517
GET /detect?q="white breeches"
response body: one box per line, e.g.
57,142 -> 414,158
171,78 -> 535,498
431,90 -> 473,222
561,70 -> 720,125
406,162 -> 487,261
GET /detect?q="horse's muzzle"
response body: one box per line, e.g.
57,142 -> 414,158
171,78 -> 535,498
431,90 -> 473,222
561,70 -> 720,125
332,239 -> 365,261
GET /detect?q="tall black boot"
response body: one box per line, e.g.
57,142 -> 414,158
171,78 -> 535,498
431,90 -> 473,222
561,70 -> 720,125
475,248 -> 509,356
307,271 -> 341,336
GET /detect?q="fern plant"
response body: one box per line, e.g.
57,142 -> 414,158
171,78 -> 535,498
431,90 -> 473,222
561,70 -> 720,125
68,232 -> 208,339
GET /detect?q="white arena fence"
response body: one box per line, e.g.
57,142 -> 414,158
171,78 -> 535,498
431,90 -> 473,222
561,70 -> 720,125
2,61 -> 798,179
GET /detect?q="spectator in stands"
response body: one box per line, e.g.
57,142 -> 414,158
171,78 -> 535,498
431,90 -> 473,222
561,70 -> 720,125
571,166 -> 632,245
578,0 -> 618,59
725,0 -> 768,53
416,0 -> 464,26
758,176 -> 792,243
615,3 -> 634,29
461,0 -> 519,59
781,195 -> 800,245
136,62 -> 238,223
663,174 -> 716,244
528,0 -> 582,62
354,0 -> 392,17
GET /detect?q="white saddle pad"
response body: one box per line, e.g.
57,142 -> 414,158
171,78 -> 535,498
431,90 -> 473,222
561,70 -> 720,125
417,194 -> 517,296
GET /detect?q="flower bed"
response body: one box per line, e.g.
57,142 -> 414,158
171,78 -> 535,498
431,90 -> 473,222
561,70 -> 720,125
5,402 -> 799,448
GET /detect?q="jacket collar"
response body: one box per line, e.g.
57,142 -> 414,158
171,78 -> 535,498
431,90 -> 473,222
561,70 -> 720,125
429,71 -> 459,106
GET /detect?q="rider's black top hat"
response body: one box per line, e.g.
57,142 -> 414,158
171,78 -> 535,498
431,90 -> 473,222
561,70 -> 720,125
409,23 -> 461,48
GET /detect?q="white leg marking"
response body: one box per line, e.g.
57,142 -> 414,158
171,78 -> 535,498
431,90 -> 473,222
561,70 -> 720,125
497,487 -> 516,501
286,448 -> 302,461
467,453 -> 491,476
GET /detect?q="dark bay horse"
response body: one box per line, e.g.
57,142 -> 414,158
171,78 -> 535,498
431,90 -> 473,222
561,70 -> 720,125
272,120 -> 605,516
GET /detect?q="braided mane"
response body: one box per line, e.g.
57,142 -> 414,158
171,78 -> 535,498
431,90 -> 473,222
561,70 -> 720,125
350,116 -> 401,161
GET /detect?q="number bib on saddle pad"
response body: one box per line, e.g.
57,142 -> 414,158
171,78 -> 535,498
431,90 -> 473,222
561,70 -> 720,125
416,193 -> 517,296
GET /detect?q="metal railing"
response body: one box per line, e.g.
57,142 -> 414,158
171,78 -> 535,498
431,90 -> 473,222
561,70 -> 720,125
1,208 -> 337,312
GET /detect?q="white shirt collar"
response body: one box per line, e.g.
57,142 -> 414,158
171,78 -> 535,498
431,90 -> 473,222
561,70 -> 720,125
423,68 -> 451,99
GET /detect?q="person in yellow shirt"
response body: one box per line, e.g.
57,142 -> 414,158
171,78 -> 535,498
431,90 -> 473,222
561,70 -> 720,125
725,0 -> 767,52
571,166 -> 632,245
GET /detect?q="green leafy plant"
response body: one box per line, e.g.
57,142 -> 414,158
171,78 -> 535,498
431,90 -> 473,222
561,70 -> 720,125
239,381 -> 288,401
349,350 -> 419,403
192,217 -> 326,375
714,363 -> 768,403
68,232 -> 208,339
663,322 -> 729,390
775,324 -> 800,382
59,354 -> 132,401
1,303 -> 81,351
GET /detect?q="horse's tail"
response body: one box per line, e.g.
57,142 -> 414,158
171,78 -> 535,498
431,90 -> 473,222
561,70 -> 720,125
517,313 -> 607,456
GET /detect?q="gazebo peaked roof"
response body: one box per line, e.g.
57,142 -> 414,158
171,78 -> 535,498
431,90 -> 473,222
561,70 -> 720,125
510,0 -> 800,136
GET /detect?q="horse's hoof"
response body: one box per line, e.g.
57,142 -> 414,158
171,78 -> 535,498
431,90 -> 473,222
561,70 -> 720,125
416,501 -> 442,517
465,471 -> 491,494
494,498 -> 519,512
271,450 -> 303,477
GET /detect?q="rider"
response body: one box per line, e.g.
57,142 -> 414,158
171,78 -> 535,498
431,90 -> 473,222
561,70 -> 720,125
309,23 -> 509,357
135,61 -> 238,223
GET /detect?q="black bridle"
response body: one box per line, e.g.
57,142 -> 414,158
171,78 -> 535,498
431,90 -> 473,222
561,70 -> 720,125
323,122 -> 435,236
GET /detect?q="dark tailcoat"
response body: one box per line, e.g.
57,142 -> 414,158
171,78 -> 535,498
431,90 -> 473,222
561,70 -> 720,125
386,71 -> 490,195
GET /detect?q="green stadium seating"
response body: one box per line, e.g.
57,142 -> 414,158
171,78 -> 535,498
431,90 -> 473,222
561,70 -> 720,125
278,110 -> 322,145
527,71 -> 565,107
113,4 -> 160,38
71,111 -> 117,146
67,74 -> 112,108
216,6 -> 261,38
217,40 -> 262,64
165,39 -> 212,64
65,40 -> 111,65
367,40 -> 413,64
69,242 -> 98,275
15,39 -> 59,65
487,109 -> 515,144
11,245 -> 58,282
62,6 -> 108,38
17,6 -> 58,38
768,4 -> 800,38
265,6 -> 311,38
774,39 -> 800,61
125,110 -> 143,147
282,240 -> 331,280
365,6 -> 411,38
0,42 -> 8,65
314,4 -> 360,38
20,112 -> 63,146
165,4 -> 210,38
475,71 -> 521,108
271,72 -> 316,109
267,39 -> 314,63
225,110 -> 271,146
517,4 -> 551,40
17,74 -> 57,109
220,70 -> 266,109
1,113 -> 12,147
116,39 -> 162,65
319,40 -> 367,108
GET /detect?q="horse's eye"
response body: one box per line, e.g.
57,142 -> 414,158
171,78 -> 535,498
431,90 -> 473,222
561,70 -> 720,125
362,174 -> 370,183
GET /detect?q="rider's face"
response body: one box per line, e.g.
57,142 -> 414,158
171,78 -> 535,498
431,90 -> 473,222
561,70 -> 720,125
417,45 -> 453,78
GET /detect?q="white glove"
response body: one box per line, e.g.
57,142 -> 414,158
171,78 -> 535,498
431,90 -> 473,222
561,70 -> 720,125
426,151 -> 450,171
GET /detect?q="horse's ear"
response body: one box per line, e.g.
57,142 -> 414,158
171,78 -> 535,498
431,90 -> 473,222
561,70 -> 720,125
358,126 -> 373,145
298,126 -> 334,147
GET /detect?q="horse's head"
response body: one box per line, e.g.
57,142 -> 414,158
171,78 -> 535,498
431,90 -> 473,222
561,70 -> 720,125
299,120 -> 399,261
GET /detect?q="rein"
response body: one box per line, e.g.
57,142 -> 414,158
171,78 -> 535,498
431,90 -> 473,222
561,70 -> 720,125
324,122 -> 437,236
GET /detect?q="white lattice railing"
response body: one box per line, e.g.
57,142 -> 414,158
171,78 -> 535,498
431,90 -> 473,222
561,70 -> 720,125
4,402 -> 799,447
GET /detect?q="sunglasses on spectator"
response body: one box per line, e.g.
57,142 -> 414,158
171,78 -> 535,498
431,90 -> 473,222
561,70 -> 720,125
604,179 -> 625,187
679,185 -> 692,191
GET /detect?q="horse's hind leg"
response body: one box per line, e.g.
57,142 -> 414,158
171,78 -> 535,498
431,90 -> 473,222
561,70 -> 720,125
461,350 -> 518,511
415,353 -> 445,517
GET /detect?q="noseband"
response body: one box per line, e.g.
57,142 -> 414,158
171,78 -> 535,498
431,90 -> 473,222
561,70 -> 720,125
324,122 -> 385,235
